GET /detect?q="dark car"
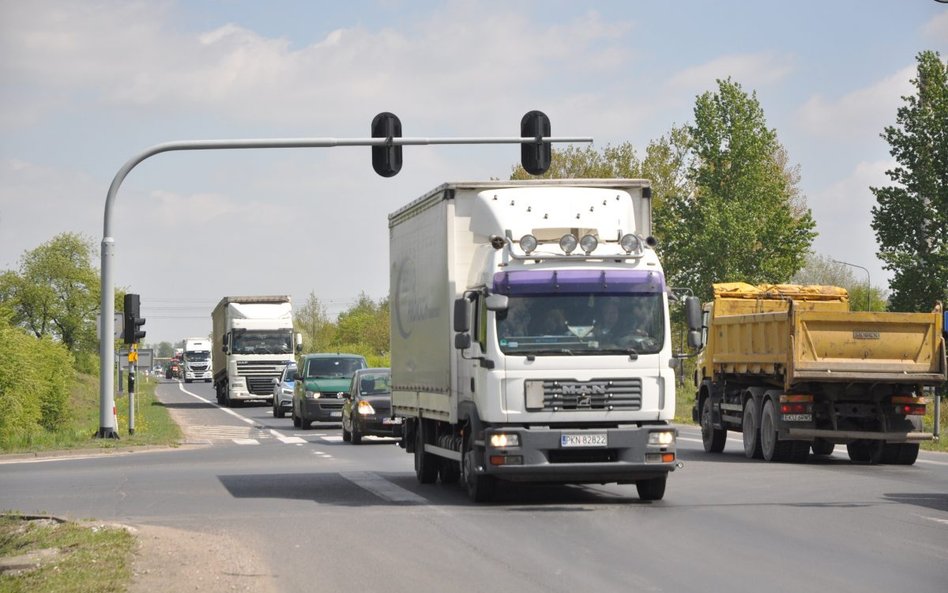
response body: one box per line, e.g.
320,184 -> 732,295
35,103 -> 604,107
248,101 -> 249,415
271,362 -> 296,419
342,368 -> 401,444
292,353 -> 367,429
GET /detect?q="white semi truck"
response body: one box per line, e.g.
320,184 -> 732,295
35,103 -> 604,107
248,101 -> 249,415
390,180 -> 680,502
181,336 -> 213,383
212,295 -> 302,407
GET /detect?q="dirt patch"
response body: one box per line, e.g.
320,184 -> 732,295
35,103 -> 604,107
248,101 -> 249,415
129,524 -> 280,593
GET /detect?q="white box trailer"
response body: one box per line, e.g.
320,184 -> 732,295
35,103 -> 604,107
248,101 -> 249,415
390,180 -> 679,502
212,296 -> 301,406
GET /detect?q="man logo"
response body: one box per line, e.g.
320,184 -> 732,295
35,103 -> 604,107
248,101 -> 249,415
561,382 -> 607,396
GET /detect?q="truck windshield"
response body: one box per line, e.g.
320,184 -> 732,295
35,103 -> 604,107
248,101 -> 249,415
185,351 -> 210,361
231,330 -> 293,354
496,293 -> 664,356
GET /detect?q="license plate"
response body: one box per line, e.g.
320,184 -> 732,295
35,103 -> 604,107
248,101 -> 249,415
331,411 -> 342,418
782,414 -> 812,422
561,433 -> 607,447
382,417 -> 402,425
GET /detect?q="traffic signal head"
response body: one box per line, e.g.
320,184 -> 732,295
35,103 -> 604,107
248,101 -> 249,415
371,112 -> 403,177
123,293 -> 146,344
520,110 -> 552,175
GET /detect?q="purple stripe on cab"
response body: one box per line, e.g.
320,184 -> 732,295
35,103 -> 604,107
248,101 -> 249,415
493,270 -> 665,295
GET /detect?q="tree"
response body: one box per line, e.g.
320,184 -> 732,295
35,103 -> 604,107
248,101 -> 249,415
0,233 -> 100,354
661,78 -> 816,301
791,253 -> 888,311
294,291 -> 335,352
334,293 -> 389,356
871,50 -> 948,312
510,143 -> 642,180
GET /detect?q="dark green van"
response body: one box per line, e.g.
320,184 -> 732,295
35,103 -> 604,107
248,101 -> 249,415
292,353 -> 368,429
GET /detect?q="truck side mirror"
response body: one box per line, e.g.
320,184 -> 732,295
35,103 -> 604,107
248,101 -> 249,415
455,333 -> 471,350
454,298 -> 470,333
684,296 -> 702,332
295,332 -> 303,353
221,334 -> 230,354
687,330 -> 703,350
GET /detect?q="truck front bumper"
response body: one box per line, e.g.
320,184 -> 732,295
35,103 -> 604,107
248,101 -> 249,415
480,425 -> 678,484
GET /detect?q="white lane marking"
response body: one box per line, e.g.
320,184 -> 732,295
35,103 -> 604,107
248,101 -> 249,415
177,383 -> 255,425
341,471 -> 428,504
233,439 -> 260,445
321,435 -> 343,443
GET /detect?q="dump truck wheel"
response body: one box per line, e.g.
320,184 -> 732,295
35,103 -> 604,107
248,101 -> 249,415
811,439 -> 835,456
701,398 -> 726,453
760,399 -> 795,462
742,399 -> 763,459
846,440 -> 884,464
882,443 -> 918,465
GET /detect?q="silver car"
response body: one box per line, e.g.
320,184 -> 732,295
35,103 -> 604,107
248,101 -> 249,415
271,362 -> 297,419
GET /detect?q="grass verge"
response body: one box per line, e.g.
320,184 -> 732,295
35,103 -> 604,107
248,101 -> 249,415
0,513 -> 135,593
0,373 -> 181,454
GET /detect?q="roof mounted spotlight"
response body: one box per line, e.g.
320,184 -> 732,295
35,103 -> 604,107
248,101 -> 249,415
489,235 -> 506,250
619,233 -> 641,255
579,234 -> 598,255
519,234 -> 538,255
559,233 -> 578,255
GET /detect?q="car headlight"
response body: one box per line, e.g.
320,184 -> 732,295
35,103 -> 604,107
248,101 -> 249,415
281,388 -> 293,395
648,431 -> 675,446
305,390 -> 321,399
357,400 -> 376,415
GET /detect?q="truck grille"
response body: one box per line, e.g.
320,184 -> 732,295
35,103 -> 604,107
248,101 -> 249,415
236,360 -> 287,395
531,378 -> 642,412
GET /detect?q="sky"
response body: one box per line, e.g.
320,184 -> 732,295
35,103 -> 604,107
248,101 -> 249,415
1,0 -> 946,346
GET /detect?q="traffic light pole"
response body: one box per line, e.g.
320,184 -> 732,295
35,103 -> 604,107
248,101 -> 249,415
97,126 -> 591,438
128,344 -> 136,435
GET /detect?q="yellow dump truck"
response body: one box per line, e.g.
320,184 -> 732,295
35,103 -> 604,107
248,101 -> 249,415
685,283 -> 945,464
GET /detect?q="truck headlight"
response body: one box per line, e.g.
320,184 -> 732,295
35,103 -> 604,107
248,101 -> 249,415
648,431 -> 675,446
357,400 -> 376,415
489,433 -> 520,448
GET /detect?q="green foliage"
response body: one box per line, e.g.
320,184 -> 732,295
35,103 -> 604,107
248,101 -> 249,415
0,306 -> 75,439
792,253 -> 889,311
510,142 -> 642,180
296,292 -> 390,366
661,79 -> 816,301
0,232 -> 101,369
871,50 -> 948,312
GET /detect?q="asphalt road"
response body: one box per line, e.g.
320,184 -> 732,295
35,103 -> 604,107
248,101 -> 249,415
2,378 -> 947,593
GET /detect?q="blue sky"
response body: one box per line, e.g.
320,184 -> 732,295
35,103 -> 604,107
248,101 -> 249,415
1,0 -> 946,345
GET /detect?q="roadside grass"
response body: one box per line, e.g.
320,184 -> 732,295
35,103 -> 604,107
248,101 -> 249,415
0,513 -> 135,593
673,379 -> 948,453
0,373 -> 181,454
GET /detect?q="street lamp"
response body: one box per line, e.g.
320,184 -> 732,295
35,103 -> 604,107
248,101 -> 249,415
830,259 -> 871,311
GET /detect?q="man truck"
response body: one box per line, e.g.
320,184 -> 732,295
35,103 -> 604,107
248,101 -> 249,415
181,337 -> 213,383
212,295 -> 302,407
686,283 -> 945,464
390,179 -> 680,502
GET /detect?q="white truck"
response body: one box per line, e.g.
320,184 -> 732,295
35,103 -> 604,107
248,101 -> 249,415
181,337 -> 213,383
212,295 -> 302,407
390,180 -> 680,502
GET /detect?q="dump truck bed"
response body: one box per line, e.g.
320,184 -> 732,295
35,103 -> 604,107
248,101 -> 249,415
707,283 -> 946,388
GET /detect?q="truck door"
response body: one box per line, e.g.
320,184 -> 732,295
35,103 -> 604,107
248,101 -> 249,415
456,292 -> 489,405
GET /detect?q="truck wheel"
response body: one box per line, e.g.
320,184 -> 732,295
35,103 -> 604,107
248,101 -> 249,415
742,399 -> 763,459
881,443 -> 919,465
439,459 -> 461,484
635,475 -> 667,501
811,439 -> 835,456
701,397 -> 726,453
462,430 -> 495,502
760,399 -> 802,462
414,420 -> 438,484
846,440 -> 884,464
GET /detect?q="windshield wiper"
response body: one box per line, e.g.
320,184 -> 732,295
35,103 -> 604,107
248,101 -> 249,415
524,348 -> 576,356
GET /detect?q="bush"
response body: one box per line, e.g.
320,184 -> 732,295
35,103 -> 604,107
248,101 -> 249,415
0,321 -> 75,439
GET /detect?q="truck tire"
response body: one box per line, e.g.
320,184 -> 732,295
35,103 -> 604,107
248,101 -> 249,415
461,429 -> 495,502
701,397 -> 726,453
811,439 -> 835,456
635,475 -> 667,501
439,458 -> 461,484
760,399 -> 808,462
880,442 -> 919,465
846,440 -> 884,464
742,399 -> 763,459
414,420 -> 438,484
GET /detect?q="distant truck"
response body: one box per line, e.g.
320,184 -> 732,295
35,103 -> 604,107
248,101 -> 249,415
390,180 -> 680,502
212,295 -> 302,407
181,337 -> 213,383
686,283 -> 946,464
